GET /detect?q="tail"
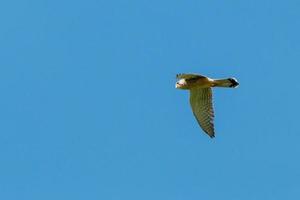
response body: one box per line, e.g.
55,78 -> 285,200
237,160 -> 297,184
213,78 -> 239,88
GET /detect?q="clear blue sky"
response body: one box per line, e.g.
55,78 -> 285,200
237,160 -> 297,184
0,0 -> 299,199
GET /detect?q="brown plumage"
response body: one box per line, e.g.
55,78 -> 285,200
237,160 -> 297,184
175,73 -> 239,138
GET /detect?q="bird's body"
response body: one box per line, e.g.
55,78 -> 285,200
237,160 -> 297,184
175,73 -> 239,138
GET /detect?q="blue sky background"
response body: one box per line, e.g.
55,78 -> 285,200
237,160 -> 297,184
0,0 -> 300,199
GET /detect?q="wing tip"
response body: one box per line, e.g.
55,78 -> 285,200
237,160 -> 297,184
204,125 -> 215,138
207,131 -> 215,138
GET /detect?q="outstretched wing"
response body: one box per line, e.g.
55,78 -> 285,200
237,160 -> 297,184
176,73 -> 206,80
189,88 -> 215,138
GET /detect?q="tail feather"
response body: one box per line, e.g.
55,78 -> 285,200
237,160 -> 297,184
213,78 -> 239,88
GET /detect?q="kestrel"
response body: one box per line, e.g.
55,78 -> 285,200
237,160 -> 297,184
175,73 -> 239,138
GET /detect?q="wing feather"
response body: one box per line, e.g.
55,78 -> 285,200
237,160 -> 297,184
189,88 -> 215,138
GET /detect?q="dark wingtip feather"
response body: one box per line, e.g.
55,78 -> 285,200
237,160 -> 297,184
228,78 -> 239,88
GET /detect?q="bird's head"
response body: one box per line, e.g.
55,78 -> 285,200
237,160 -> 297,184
175,78 -> 188,89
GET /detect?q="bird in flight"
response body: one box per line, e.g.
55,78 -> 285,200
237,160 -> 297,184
175,73 -> 239,138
